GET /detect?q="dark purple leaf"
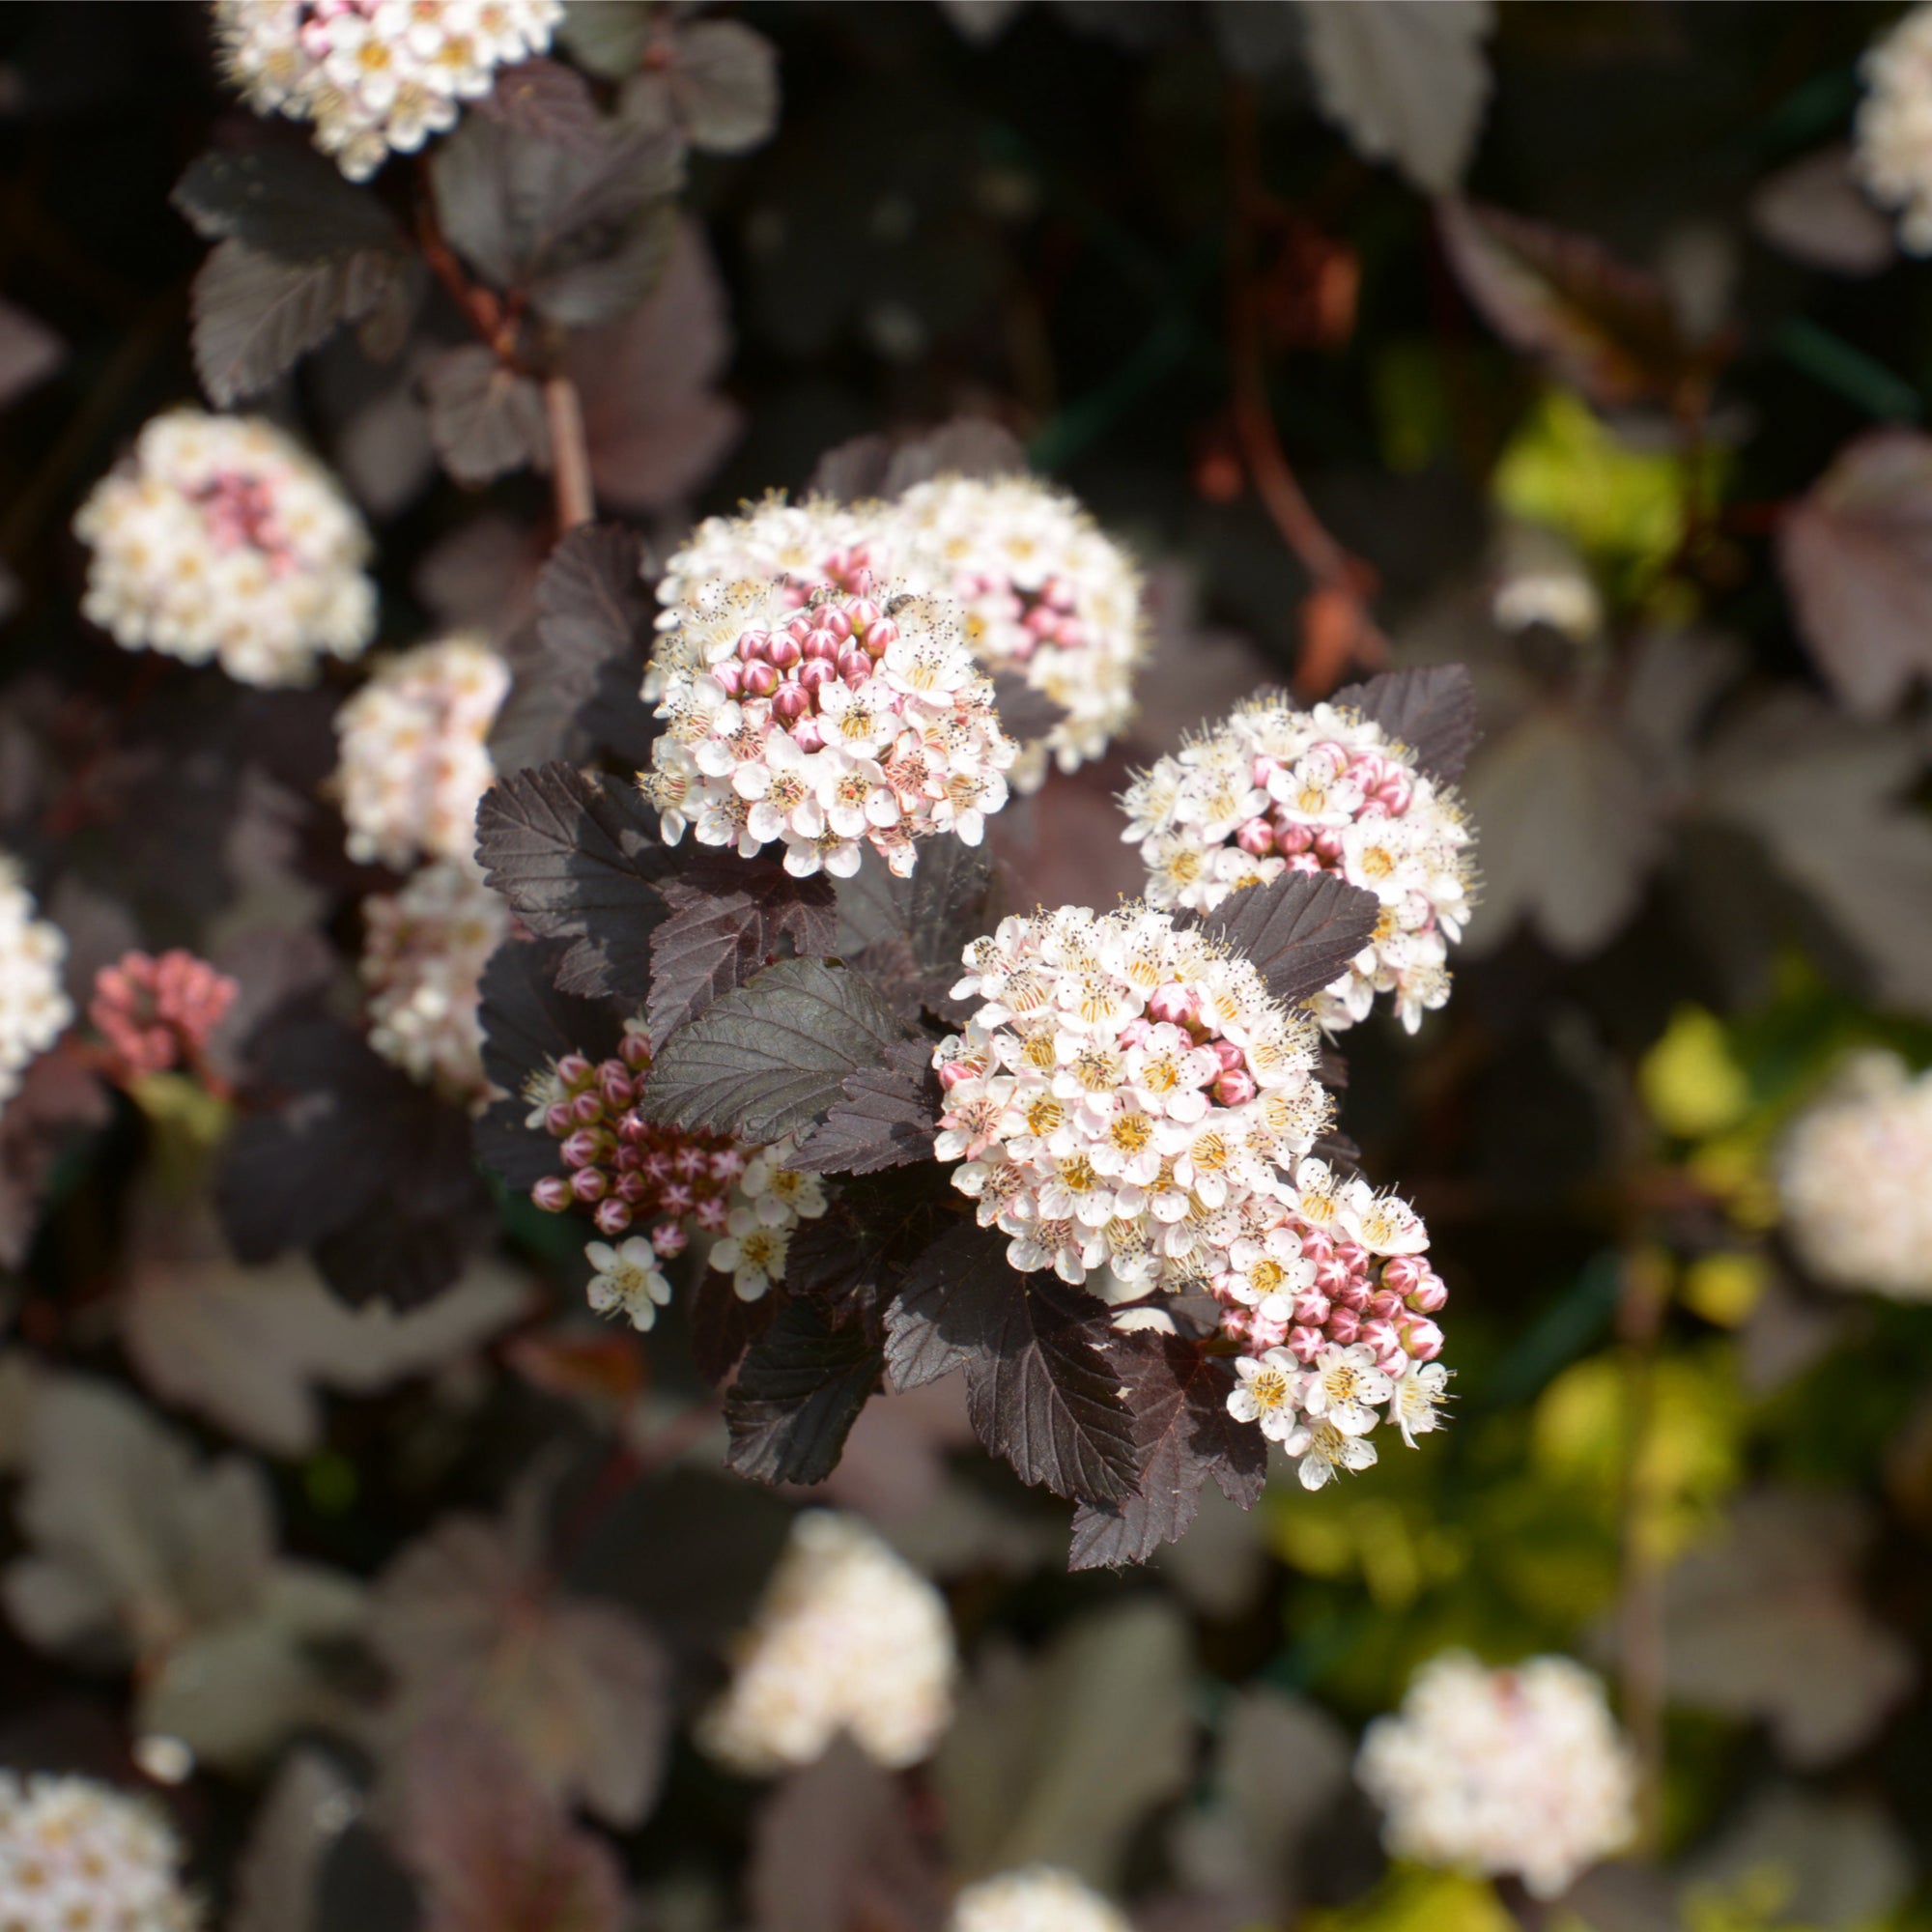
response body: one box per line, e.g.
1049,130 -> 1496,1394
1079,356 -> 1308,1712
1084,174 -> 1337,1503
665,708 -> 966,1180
690,1265 -> 780,1385
790,1042 -> 939,1175
1067,1334 -> 1266,1571
808,416 -> 1028,503
422,344 -> 551,486
783,1166 -> 955,1337
478,57 -> 607,154
723,1299 -> 884,1486
0,1045 -> 110,1268
834,839 -> 999,1025
0,299 -> 63,411
174,146 -> 401,256
475,763 -> 670,1002
477,933 -> 624,1106
881,1219 -> 1015,1393
989,670 -> 1069,746
1191,869 -> 1381,1008
1330,664 -> 1480,781
639,958 -> 918,1144
652,19 -> 781,156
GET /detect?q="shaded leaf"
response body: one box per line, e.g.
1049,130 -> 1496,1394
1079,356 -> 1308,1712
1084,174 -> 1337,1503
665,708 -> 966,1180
475,763 -> 670,1000
1191,869 -> 1381,1008
835,838 -> 999,1025
1330,663 -> 1481,781
648,856 -> 838,1041
1749,145 -> 1894,279
174,146 -> 400,256
478,57 -> 606,154
626,19 -> 781,157
0,298 -> 63,410
791,1041 -> 939,1175
558,2 -> 649,79
1437,198 -> 1704,411
1067,1334 -> 1265,1571
809,416 -> 1029,504
230,1750 -> 360,1932
477,933 -> 624,1108
422,344 -> 551,486
883,1220 -> 1019,1394
1296,0 -> 1492,195
690,1265 -> 781,1385
783,1165 -> 956,1337
639,958 -> 917,1143
989,670 -> 1069,746
724,1299 -> 884,1486
1776,427 -> 1932,715
0,1044 -> 110,1268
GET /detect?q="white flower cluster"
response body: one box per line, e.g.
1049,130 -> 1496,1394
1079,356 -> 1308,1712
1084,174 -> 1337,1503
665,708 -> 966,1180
653,495 -> 875,646
0,1773 -> 196,1932
213,0 -> 563,183
74,410 -> 376,689
697,1511 -> 956,1776
1121,694 -> 1474,1034
1776,1050 -> 1932,1302
333,636 -> 508,871
1857,4 -> 1932,254
1357,1653 -> 1638,1901
361,860 -> 508,1103
885,474 -> 1148,787
0,866 -> 71,1113
642,576 -> 1016,879
950,1867 -> 1131,1932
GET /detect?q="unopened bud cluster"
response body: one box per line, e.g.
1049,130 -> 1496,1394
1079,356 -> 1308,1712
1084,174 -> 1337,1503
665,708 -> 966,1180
0,866 -> 71,1113
1776,1049 -> 1932,1302
0,1772 -> 196,1932
1122,695 -> 1473,1033
1857,4 -> 1932,254
74,409 -> 376,688
643,575 -> 1015,878
526,1023 -> 825,1321
361,862 -> 508,1104
333,636 -> 508,871
1356,1652 -> 1638,1900
698,1511 -> 956,1776
213,0 -> 563,182
950,1868 -> 1131,1932
89,949 -> 238,1087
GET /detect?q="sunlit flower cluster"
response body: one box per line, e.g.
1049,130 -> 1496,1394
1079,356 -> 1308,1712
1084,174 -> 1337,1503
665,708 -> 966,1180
0,1772 -> 196,1932
525,1022 -> 826,1324
333,636 -> 508,871
1356,1652 -> 1639,1900
1776,1050 -> 1932,1302
360,861 -> 508,1104
1121,694 -> 1474,1033
950,1867 -> 1131,1932
74,409 -> 376,688
883,473 -> 1148,786
0,866 -> 71,1113
89,949 -> 238,1087
642,575 -> 1016,878
213,0 -> 563,183
1857,3 -> 1932,254
697,1511 -> 955,1776
652,494 -> 875,645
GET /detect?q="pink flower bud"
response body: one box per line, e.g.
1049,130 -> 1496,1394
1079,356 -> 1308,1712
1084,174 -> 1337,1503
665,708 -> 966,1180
1236,816 -> 1276,857
557,1053 -> 594,1088
612,1143 -> 640,1173
799,658 -> 837,694
695,1194 -> 728,1232
837,648 -> 871,684
743,662 -> 780,698
786,613 -> 814,641
1213,1068 -> 1258,1106
593,1197 -> 633,1236
772,684 -> 810,725
1380,1254 -> 1428,1294
1149,982 -> 1198,1026
937,1060 -> 975,1090
766,635 -> 803,670
598,1066 -> 635,1110
1314,830 -> 1345,864
1054,617 -> 1086,649
1330,1276 -> 1370,1312
1406,1275 -> 1449,1314
614,1171 -> 649,1204
847,599 -> 880,633
530,1176 -> 572,1212
1361,1317 -> 1404,1363
617,1112 -> 650,1145
803,627 -> 839,661
1327,1307 -> 1361,1345
1118,1017 -> 1152,1048
864,619 -> 898,658
737,630 -> 769,662
571,1167 -> 609,1204
1212,1038 -> 1245,1072
1367,1288 -> 1403,1321
544,1102 -> 574,1138
570,1092 -> 605,1128
651,1222 -> 688,1257
711,665 -> 744,699
822,608 -> 853,641
560,1129 -> 604,1169
792,718 -> 826,753
1293,1288 -> 1331,1325
1024,605 -> 1058,636
1253,754 -> 1284,788
619,1032 -> 652,1071
1400,1317 -> 1444,1361
1289,1324 -> 1326,1362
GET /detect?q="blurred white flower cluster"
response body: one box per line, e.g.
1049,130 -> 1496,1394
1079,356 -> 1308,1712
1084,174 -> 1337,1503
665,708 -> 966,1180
1776,1050 -> 1932,1301
0,1773 -> 196,1932
213,0 -> 563,182
74,409 -> 376,689
1857,4 -> 1932,254
0,864 -> 71,1113
950,1866 -> 1131,1932
1121,695 -> 1473,1034
334,637 -> 508,872
697,1511 -> 956,1776
361,861 -> 508,1104
643,577 -> 1015,879
1356,1652 -> 1638,1900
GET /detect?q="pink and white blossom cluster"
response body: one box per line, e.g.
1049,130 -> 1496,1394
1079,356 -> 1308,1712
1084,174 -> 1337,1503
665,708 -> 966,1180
642,576 -> 1015,878
1121,694 -> 1473,1033
74,410 -> 376,689
1776,1050 -> 1932,1302
0,866 -> 71,1114
89,950 -> 238,1088
1356,1652 -> 1638,1900
213,0 -> 563,182
360,861 -> 508,1104
0,1773 -> 196,1932
1857,4 -> 1932,255
950,1867 -> 1131,1932
333,636 -> 508,872
698,1511 -> 955,1776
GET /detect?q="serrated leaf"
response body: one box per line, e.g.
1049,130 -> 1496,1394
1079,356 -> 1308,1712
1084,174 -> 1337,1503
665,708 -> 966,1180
690,1266 -> 780,1385
989,670 -> 1069,746
422,344 -> 551,485
723,1299 -> 884,1486
477,934 -> 624,1107
1067,1335 -> 1266,1571
648,856 -> 838,1041
791,1042 -> 939,1176
882,1220 -> 1016,1393
174,147 -> 400,256
558,0 -> 649,79
191,238 -> 400,406
783,1166 -> 956,1337
1191,869 -> 1381,1008
1330,664 -> 1480,781
1437,198 -> 1707,412
639,958 -> 917,1144
835,839 -> 999,1024
475,763 -> 670,1001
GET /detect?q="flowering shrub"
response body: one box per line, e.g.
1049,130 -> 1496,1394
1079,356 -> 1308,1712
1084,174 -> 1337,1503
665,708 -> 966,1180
0,1774 -> 195,1932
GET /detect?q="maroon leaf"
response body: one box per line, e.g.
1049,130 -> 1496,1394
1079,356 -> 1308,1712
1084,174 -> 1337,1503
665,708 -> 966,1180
723,1299 -> 885,1486
422,344 -> 551,486
479,57 -> 607,154
1067,1334 -> 1266,1571
881,1220 -> 1015,1393
808,416 -> 1028,503
989,670 -> 1070,746
1330,664 -> 1480,781
690,1265 -> 780,1385
626,19 -> 781,157
1191,869 -> 1381,1008
783,1167 -> 955,1336
0,1043 -> 110,1268
1777,428 -> 1932,716
790,1042 -> 938,1176
834,839 -> 999,1026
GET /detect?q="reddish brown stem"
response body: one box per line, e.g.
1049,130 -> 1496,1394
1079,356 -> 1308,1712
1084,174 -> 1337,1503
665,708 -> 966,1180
543,372 -> 596,531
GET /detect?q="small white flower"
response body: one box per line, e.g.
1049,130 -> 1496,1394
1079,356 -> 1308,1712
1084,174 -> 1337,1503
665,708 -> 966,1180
1301,1343 -> 1394,1435
1284,1413 -> 1378,1491
585,1237 -> 673,1332
1226,1349 -> 1302,1441
1389,1361 -> 1451,1448
710,1208 -> 792,1301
